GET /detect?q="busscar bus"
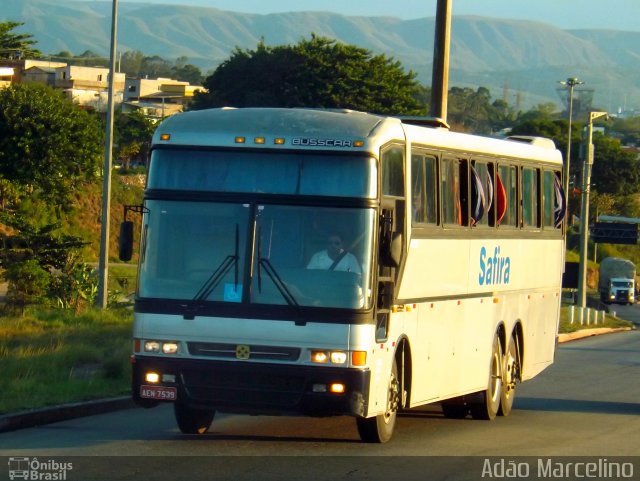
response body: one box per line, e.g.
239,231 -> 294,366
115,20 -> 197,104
120,107 -> 566,443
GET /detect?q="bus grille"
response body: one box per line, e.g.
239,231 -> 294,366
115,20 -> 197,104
187,342 -> 301,362
181,368 -> 306,408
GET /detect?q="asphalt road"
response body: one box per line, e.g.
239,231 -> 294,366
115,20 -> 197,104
1,308 -> 638,481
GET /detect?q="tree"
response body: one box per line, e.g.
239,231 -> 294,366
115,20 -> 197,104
115,111 -> 156,170
0,21 -> 41,59
193,35 -> 425,115
448,87 -> 494,133
0,83 -> 103,209
590,134 -> 640,196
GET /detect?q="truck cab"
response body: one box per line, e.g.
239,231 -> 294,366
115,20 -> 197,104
605,277 -> 635,305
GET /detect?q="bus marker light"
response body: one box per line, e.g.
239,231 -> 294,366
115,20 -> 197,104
351,351 -> 367,366
235,136 -> 246,144
353,140 -> 364,147
254,137 -> 265,144
312,384 -> 327,393
134,339 -> 141,353
159,133 -> 171,141
330,383 -> 345,394
493,298 -> 500,304
274,138 -> 285,145
145,372 -> 160,384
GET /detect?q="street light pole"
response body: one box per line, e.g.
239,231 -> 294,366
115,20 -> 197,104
96,0 -> 119,309
558,78 -> 583,205
577,111 -> 608,309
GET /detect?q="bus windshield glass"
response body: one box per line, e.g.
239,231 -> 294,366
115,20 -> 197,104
148,149 -> 377,198
138,201 -> 375,310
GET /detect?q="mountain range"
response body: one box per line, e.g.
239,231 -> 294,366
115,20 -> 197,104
4,0 -> 640,112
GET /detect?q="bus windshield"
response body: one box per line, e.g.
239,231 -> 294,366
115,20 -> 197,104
138,200 -> 375,310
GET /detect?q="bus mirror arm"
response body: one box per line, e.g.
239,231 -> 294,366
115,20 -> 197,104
118,204 -> 148,262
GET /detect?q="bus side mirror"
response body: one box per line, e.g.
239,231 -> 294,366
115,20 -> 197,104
119,221 -> 134,261
381,232 -> 402,268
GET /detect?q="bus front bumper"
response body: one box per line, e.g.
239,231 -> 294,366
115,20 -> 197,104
132,355 -> 371,417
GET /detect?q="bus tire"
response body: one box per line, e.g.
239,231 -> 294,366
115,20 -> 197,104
469,335 -> 502,421
441,398 -> 469,419
174,402 -> 215,434
498,335 -> 518,416
356,359 -> 399,443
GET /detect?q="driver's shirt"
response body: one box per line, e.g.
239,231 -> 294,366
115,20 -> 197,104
306,249 -> 362,274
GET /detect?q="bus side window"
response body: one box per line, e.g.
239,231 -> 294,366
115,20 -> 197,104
381,146 -> 405,197
498,164 -> 517,227
411,153 -> 438,225
442,158 -> 463,226
542,170 -> 555,227
522,166 -> 540,228
470,160 -> 493,227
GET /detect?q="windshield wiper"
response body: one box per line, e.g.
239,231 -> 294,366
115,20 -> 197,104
193,224 -> 240,301
258,257 -> 300,307
256,226 -> 299,307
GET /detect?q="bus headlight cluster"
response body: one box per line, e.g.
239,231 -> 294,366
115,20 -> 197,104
310,350 -> 366,366
143,340 -> 180,354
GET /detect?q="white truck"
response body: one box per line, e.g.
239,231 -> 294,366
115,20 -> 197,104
598,257 -> 636,305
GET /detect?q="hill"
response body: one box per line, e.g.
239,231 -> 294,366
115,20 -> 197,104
3,0 -> 640,111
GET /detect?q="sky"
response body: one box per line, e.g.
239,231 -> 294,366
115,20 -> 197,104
103,0 -> 640,32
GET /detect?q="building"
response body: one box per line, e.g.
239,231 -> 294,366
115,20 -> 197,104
0,67 -> 14,89
123,77 -> 205,120
55,65 -> 126,112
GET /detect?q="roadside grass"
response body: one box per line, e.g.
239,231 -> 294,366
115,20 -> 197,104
0,307 -> 132,414
559,305 -> 634,333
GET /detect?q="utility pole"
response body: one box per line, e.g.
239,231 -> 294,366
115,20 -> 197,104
577,111 -> 608,309
97,0 -> 119,309
429,0 -> 452,122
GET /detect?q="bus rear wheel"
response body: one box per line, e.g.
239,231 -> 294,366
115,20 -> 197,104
498,335 -> 518,416
356,359 -> 399,443
469,335 -> 502,421
174,402 -> 215,434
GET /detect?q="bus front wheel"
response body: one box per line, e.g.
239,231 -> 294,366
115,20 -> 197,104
174,402 -> 215,434
356,359 -> 399,443
469,335 -> 502,421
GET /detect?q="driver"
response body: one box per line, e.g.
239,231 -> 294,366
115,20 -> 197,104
307,234 -> 361,274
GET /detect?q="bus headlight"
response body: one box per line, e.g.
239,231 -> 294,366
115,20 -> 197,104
310,350 -> 351,365
162,342 -> 179,354
144,341 -> 161,353
330,352 -> 348,364
311,351 -> 328,363
144,340 -> 179,354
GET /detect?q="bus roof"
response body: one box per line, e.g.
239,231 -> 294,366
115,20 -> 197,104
153,107 -> 562,165
154,107 -> 389,147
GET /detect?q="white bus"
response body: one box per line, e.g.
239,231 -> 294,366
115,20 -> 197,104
121,107 -> 565,443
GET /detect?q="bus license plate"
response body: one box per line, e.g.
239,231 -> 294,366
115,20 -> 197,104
140,385 -> 177,401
